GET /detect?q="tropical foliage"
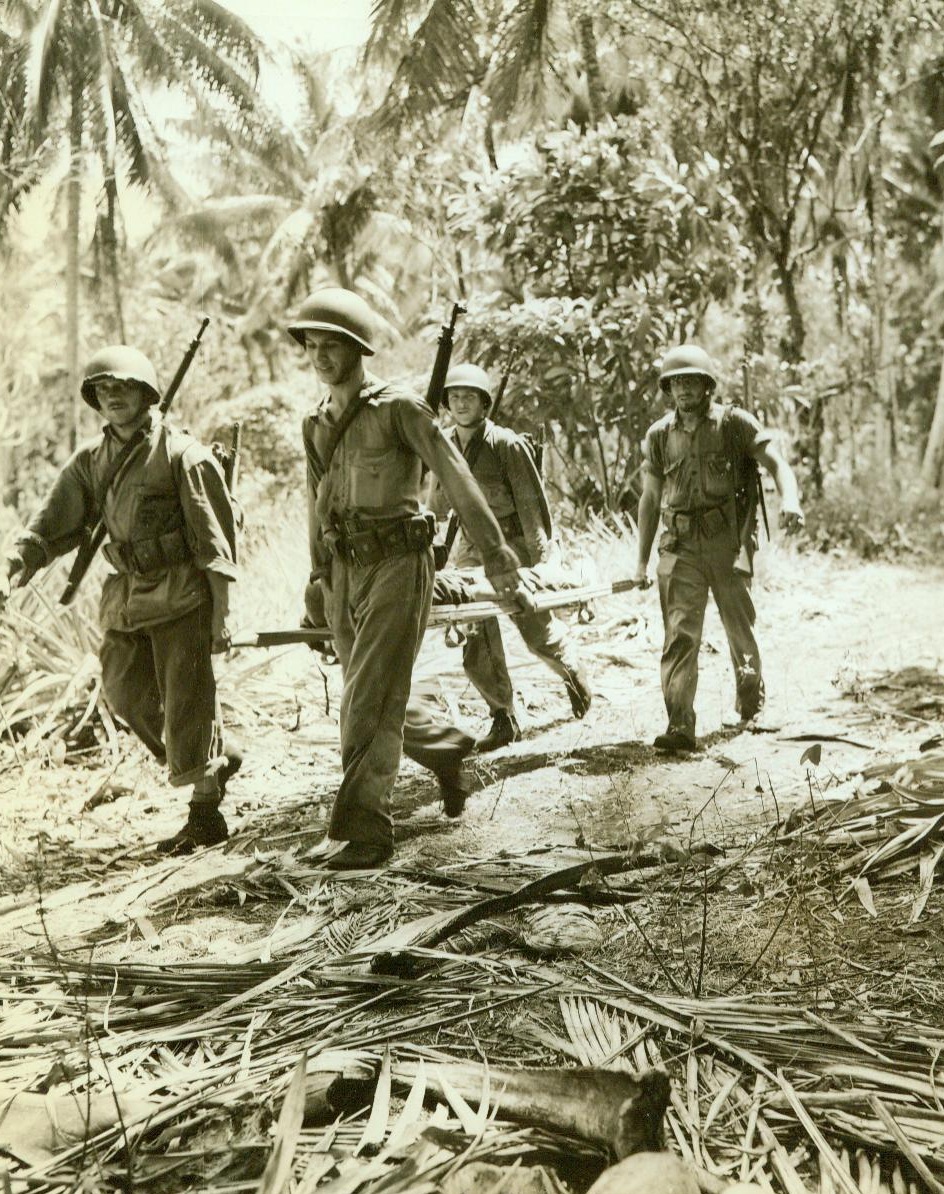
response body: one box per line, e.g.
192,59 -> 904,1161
0,0 -> 943,522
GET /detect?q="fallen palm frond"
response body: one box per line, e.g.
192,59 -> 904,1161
848,666 -> 944,724
3,837 -> 944,1194
782,747 -> 944,892
0,566 -> 104,759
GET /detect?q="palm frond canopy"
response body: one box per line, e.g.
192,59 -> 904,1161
485,0 -> 568,126
363,0 -> 484,137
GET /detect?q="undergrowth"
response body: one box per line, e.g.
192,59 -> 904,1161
801,478 -> 944,560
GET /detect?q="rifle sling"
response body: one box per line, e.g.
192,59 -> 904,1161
306,389 -> 372,485
94,425 -> 149,514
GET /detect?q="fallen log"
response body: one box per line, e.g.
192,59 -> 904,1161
390,1060 -> 670,1160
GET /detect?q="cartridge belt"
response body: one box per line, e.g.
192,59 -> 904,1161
326,513 -> 435,566
664,505 -> 728,540
102,529 -> 192,575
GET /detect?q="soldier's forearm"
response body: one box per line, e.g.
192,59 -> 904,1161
770,458 -> 801,512
636,493 -> 661,567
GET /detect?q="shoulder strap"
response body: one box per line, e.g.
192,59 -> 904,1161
94,425 -> 149,510
307,390 -> 372,485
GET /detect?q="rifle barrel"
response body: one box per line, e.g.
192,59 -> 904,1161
426,302 -> 465,413
59,317 -> 211,605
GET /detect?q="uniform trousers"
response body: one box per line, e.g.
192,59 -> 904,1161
456,533 -> 584,715
462,609 -> 584,714
324,547 -> 473,850
656,534 -> 764,738
99,603 -> 224,797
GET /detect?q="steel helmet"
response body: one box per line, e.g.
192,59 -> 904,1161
444,363 -> 493,406
286,287 -> 377,355
658,344 -> 718,392
81,346 -> 161,410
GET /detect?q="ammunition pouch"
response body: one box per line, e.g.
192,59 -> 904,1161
325,513 -> 435,566
103,528 -> 192,576
664,505 -> 729,542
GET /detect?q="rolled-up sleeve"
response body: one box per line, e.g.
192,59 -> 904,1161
641,426 -> 664,478
393,401 -> 519,578
178,451 -> 238,579
736,409 -> 773,455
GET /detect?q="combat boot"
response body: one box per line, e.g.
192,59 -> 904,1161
218,748 -> 243,797
475,709 -> 521,753
324,841 -> 393,870
439,761 -> 472,818
563,667 -> 592,719
157,802 -> 228,856
653,729 -> 697,754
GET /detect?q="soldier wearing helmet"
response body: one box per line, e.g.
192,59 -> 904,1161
289,288 -> 536,871
430,361 -> 591,751
634,343 -> 804,753
0,344 -> 240,853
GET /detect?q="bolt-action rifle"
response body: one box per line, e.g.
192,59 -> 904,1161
217,422 -> 242,494
726,362 -> 769,575
742,363 -> 770,541
59,317 -> 211,605
425,302 -> 466,415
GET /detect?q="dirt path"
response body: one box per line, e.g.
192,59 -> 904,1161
2,548 -> 942,947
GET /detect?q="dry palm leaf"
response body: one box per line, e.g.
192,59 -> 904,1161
256,1051 -> 309,1193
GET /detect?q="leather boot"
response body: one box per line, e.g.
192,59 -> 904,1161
475,710 -> 521,753
652,729 -> 697,754
439,761 -> 472,818
157,802 -> 228,856
324,841 -> 393,870
219,748 -> 243,797
563,668 -> 592,718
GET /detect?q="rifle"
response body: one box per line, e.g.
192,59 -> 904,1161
742,363 -> 770,540
59,317 -> 211,605
425,302 -> 466,414
230,576 -> 645,650
438,352 -> 518,565
220,422 -> 242,494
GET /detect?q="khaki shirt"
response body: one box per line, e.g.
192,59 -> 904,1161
303,375 -> 519,579
432,420 -> 551,568
642,403 -> 771,514
25,414 -> 237,632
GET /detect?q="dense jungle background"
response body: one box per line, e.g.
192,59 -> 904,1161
3,2 -> 944,1193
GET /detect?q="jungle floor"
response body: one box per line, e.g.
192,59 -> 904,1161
2,545 -> 944,1193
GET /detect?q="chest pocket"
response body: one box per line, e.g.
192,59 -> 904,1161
475,457 -> 514,516
661,456 -> 688,508
701,451 -> 733,502
348,445 -> 398,507
134,490 -> 184,537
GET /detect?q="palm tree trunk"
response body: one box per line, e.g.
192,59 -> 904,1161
67,59 -> 83,451
574,4 -> 604,127
867,122 -> 898,472
104,176 -> 126,341
920,350 -> 944,488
